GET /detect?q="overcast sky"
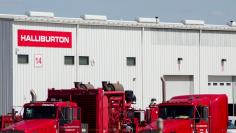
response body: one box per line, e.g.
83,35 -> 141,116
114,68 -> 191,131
0,0 -> 235,25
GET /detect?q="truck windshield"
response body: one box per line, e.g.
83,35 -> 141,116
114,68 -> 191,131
159,106 -> 194,119
23,106 -> 56,120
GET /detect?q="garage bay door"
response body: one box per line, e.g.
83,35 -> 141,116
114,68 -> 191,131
164,75 -> 194,100
208,76 -> 235,104
208,76 -> 236,115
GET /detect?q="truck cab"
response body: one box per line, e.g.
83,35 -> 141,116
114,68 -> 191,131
140,94 -> 228,133
158,99 -> 209,132
1,101 -> 81,133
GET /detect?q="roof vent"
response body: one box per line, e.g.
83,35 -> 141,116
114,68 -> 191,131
25,11 -> 54,18
136,17 -> 159,23
81,14 -> 107,21
181,19 -> 204,25
227,21 -> 236,27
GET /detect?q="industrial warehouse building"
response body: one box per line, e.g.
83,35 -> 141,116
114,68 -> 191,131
1,11 -> 236,115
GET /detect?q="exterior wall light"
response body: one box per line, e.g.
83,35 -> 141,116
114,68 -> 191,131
221,59 -> 227,62
221,58 -> 227,71
177,57 -> 183,71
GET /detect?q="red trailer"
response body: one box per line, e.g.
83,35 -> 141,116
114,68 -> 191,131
0,82 -> 158,133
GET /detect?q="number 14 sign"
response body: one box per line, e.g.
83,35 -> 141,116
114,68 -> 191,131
35,54 -> 43,67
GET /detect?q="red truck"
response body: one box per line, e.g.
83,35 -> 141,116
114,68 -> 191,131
2,101 -> 81,133
0,82 -> 158,133
141,94 -> 228,133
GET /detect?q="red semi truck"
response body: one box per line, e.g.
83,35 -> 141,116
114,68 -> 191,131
2,101 -> 81,133
0,82 -> 158,133
141,94 -> 228,133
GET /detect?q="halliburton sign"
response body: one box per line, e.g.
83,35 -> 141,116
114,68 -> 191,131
18,29 -> 72,48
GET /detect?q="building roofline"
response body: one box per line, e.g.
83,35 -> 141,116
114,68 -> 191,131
1,13 -> 236,32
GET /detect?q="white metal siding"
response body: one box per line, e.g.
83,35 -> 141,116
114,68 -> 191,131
77,25 -> 143,107
142,28 -> 200,107
12,22 -> 77,111
0,20 -> 13,115
200,31 -> 236,94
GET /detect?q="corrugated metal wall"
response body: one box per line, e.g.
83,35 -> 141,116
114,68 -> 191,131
77,25 -> 143,107
142,28 -> 200,107
12,22 -> 77,111
0,20 -> 13,115
200,31 -> 236,94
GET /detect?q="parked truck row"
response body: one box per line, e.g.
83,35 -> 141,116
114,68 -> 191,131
0,81 -> 228,133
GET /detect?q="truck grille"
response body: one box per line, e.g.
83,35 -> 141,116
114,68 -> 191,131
2,130 -> 23,133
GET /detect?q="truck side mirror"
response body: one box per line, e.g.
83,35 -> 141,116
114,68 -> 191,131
195,106 -> 201,123
60,107 -> 74,125
195,106 -> 208,123
66,108 -> 73,122
202,107 -> 208,121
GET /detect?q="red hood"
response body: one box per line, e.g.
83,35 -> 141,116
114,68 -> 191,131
162,119 -> 192,132
2,119 -> 57,133
139,119 -> 193,133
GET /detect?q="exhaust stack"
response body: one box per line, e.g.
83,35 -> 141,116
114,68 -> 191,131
30,89 -> 37,102
74,82 -> 81,89
161,77 -> 166,102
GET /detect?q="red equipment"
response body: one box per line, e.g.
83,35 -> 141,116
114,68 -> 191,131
0,109 -> 22,130
140,94 -> 228,133
0,82 -> 158,133
0,81 -> 229,133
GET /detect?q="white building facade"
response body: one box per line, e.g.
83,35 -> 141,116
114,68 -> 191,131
1,12 -> 236,115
